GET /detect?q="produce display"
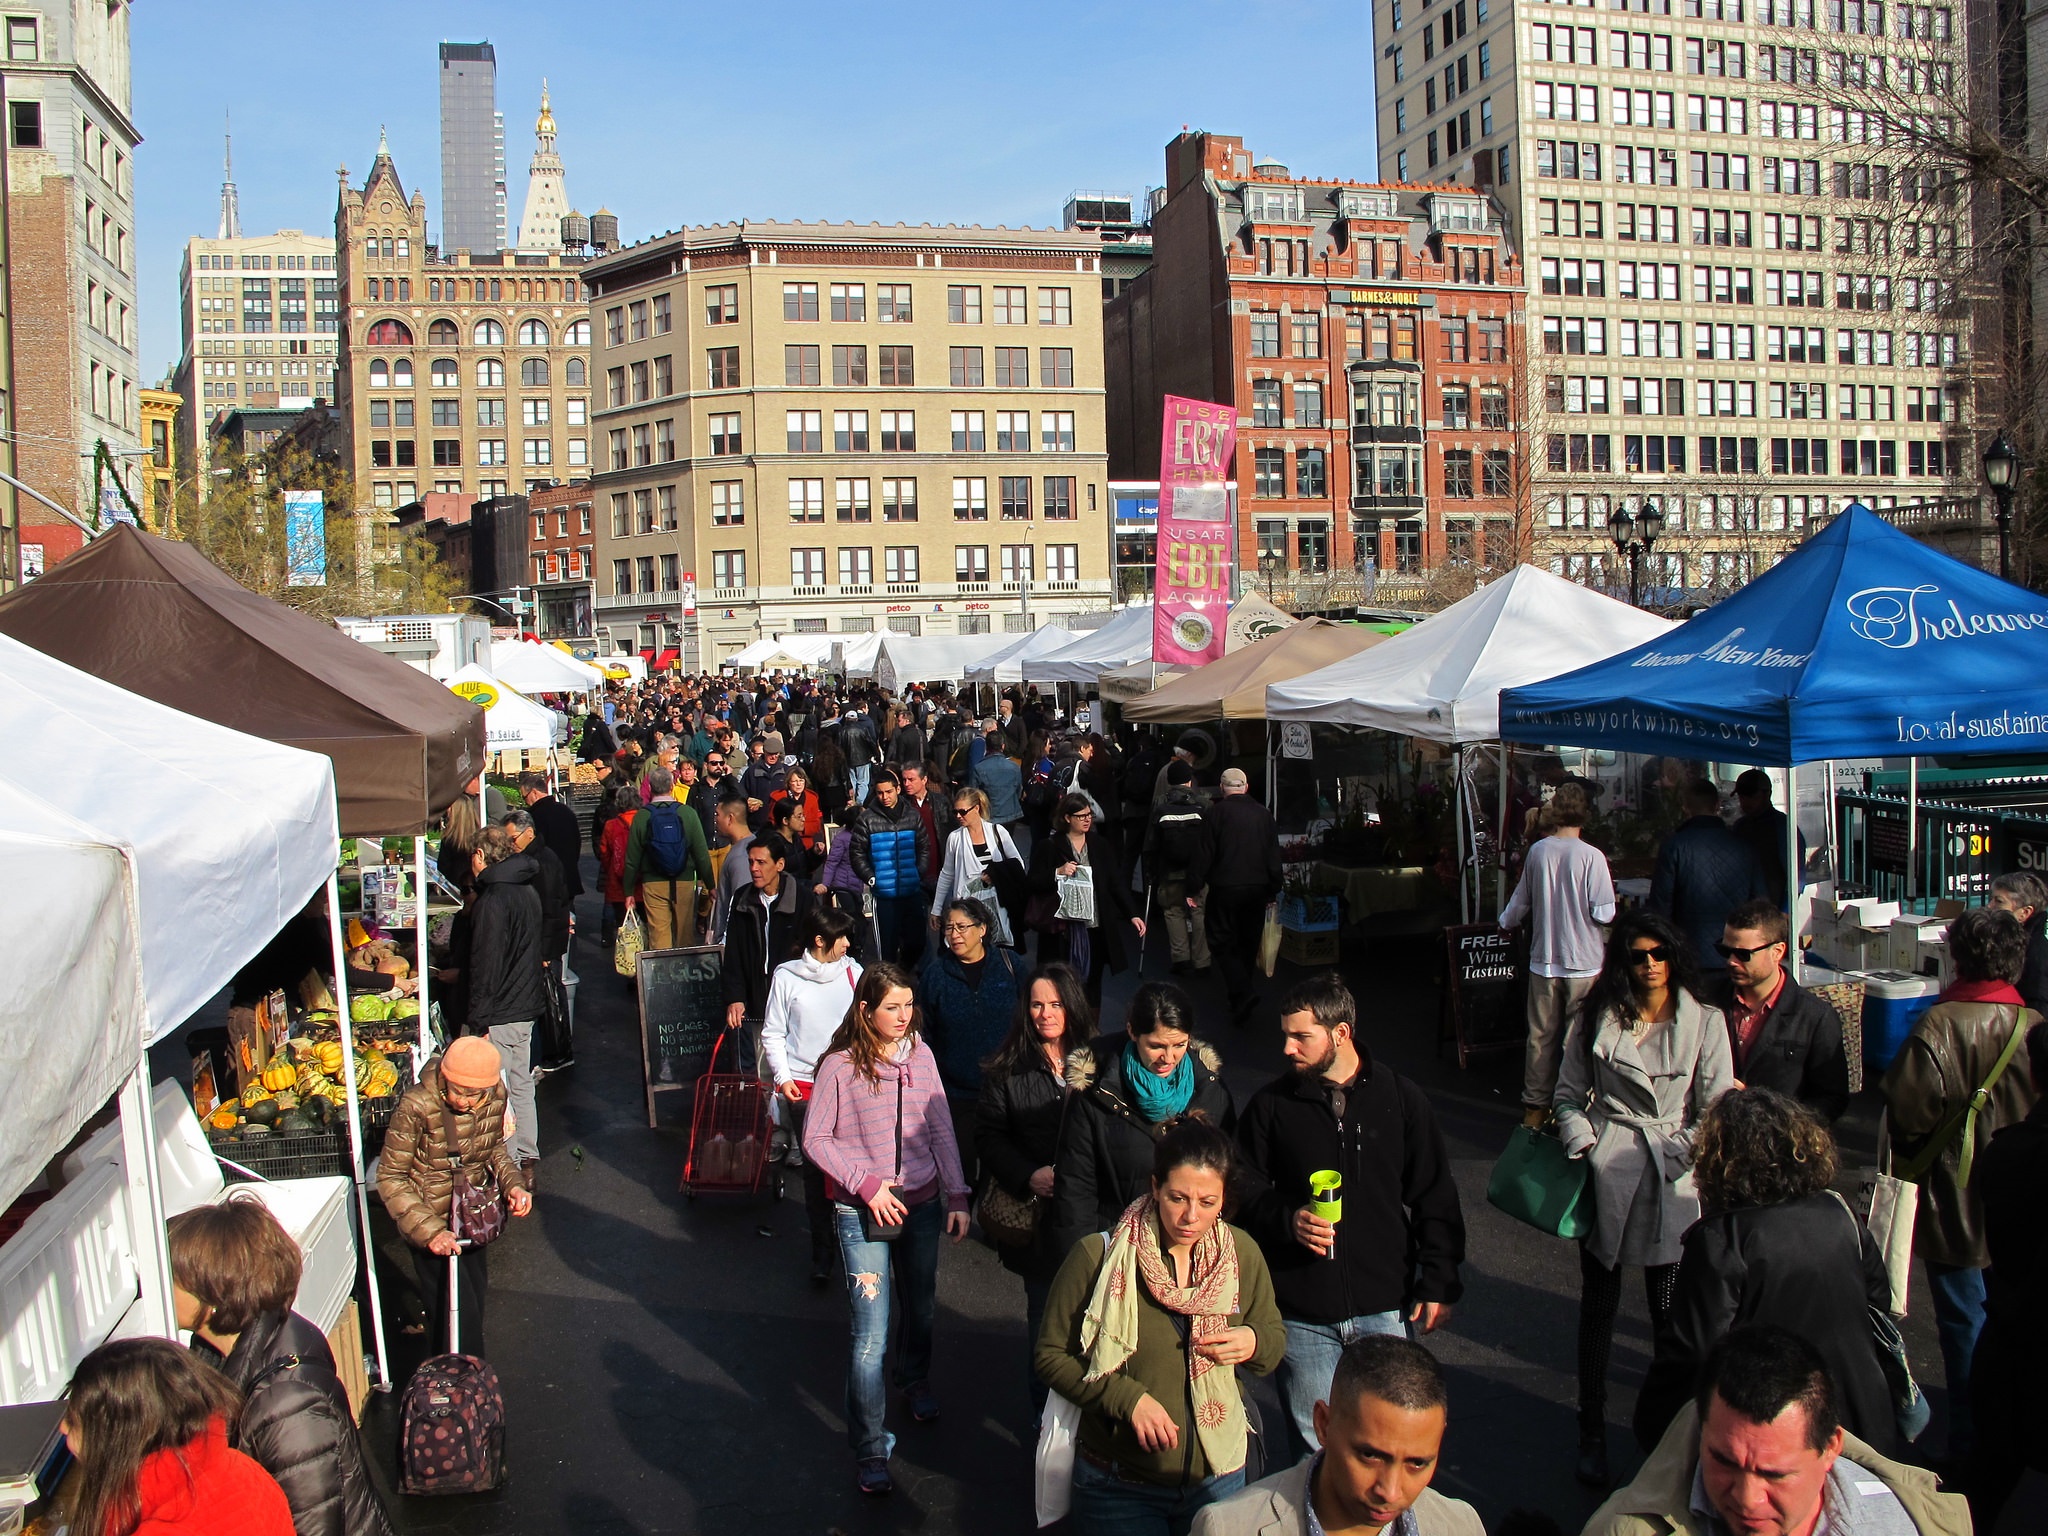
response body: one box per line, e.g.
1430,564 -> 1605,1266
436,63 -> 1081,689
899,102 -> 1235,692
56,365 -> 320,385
203,1040 -> 408,1153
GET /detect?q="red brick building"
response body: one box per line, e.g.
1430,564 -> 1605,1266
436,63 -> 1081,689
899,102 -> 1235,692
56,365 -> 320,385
1106,132 -> 1525,601
524,478 -> 595,641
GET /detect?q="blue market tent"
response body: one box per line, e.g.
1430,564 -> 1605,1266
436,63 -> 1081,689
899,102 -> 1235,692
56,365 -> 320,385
1499,505 -> 2048,765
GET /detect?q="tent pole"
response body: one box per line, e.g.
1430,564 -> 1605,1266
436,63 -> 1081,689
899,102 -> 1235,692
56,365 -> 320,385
1497,742 -> 1511,914
1785,763 -> 1801,984
414,836 -> 433,1065
326,869 -> 392,1391
1455,746 -> 1470,924
1905,758 -> 1919,907
118,1060 -> 175,1338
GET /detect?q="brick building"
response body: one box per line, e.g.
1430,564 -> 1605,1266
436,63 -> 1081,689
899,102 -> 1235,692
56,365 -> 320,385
523,478 -> 595,642
1106,132 -> 1525,606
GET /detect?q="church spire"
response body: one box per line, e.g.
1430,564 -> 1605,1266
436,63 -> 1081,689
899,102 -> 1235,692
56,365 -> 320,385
514,81 -> 568,251
218,111 -> 242,240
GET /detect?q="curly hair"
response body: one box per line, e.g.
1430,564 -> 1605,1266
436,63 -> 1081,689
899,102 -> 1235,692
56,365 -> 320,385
1692,1086 -> 1839,1212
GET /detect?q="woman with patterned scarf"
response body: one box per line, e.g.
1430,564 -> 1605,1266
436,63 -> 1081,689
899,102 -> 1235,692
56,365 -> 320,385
1036,1117 -> 1285,1536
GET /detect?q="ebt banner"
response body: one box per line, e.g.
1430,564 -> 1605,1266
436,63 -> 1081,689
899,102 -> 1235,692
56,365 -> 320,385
1153,395 -> 1236,666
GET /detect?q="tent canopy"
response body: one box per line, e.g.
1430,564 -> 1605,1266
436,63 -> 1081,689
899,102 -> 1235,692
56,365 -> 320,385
730,633 -> 836,670
488,637 -> 603,694
871,629 -> 1017,687
0,527 -> 485,834
1126,618 -> 1391,722
449,665 -> 559,753
1024,604 -> 1156,683
1500,505 -> 2048,764
963,625 -> 1079,683
1265,565 -> 1676,743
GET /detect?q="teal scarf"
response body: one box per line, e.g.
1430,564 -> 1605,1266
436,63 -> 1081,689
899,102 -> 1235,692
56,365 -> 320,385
1123,1042 -> 1195,1123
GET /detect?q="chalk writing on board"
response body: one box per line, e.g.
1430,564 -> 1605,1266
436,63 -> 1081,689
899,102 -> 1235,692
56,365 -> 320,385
636,946 -> 724,1124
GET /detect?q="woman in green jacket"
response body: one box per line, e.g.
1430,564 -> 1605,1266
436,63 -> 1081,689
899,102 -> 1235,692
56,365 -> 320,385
1035,1116 -> 1285,1536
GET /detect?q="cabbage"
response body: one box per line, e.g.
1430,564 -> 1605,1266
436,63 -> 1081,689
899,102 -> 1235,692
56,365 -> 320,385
349,995 -> 392,1023
390,998 -> 421,1019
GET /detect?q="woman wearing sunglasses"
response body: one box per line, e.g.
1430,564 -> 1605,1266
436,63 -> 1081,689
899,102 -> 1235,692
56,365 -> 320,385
1553,911 -> 1734,1487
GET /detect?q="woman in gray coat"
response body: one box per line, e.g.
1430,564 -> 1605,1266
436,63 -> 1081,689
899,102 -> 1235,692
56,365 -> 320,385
1554,910 -> 1733,1487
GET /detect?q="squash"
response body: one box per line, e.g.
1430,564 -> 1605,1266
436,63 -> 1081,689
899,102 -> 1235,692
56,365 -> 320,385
316,1041 -> 346,1075
244,1099 -> 281,1127
304,1094 -> 333,1126
208,1106 -> 240,1132
260,1059 -> 297,1093
240,1083 -> 274,1109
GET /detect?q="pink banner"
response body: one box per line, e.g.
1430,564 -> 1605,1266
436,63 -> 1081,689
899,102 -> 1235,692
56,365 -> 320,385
1152,394 -> 1237,665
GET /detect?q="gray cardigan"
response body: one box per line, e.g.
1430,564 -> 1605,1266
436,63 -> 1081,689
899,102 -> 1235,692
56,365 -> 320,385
1192,1460 -> 1485,1536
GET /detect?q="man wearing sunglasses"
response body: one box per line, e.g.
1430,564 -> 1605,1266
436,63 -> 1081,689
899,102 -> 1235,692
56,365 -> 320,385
1700,899 -> 1850,1120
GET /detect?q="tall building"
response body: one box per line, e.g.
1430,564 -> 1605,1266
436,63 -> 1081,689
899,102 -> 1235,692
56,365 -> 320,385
3,0 -> 141,572
169,222 -> 340,491
333,135 -> 592,524
1371,0 -> 1980,597
525,477 -> 594,640
580,220 -> 1118,667
439,41 -> 504,256
1106,132 -> 1526,607
139,384 -> 177,530
514,82 -> 566,252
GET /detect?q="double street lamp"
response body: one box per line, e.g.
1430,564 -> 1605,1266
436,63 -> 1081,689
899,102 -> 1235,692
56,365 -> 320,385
1607,504 -> 1665,608
1982,432 -> 2020,581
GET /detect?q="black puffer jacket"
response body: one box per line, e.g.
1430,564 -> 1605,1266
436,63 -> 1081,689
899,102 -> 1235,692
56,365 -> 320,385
976,1052 -> 1071,1278
466,854 -> 547,1029
1047,1034 -> 1234,1260
198,1309 -> 396,1536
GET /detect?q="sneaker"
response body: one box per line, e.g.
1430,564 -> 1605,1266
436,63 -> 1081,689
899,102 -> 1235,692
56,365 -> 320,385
904,1380 -> 941,1423
785,1143 -> 806,1170
856,1457 -> 893,1495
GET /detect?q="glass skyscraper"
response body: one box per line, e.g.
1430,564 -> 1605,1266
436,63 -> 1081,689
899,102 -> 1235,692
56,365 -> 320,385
439,41 -> 506,255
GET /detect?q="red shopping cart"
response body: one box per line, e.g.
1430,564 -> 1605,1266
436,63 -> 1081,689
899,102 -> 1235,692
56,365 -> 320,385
681,1026 -> 774,1201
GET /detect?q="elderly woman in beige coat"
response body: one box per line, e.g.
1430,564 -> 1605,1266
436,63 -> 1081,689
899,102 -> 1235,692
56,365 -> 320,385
1554,911 -> 1733,1487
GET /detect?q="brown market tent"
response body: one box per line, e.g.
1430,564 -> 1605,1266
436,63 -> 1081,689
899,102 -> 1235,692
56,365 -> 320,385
0,525 -> 485,834
1122,617 -> 1392,723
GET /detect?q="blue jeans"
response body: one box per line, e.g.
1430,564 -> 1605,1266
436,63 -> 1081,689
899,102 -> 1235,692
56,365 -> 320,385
873,893 -> 926,972
833,1197 -> 942,1462
850,763 -> 871,806
1070,1456 -> 1244,1536
1926,1261 -> 1987,1457
1276,1312 -> 1405,1465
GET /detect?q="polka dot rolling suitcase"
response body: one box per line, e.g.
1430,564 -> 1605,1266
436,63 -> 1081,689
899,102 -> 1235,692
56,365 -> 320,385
399,1250 -> 507,1495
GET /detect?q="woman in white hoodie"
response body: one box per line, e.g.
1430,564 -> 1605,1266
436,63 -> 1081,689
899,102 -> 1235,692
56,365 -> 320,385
762,905 -> 863,1284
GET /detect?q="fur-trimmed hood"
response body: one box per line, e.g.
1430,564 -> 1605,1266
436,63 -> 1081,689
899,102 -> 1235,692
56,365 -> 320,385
1065,1033 -> 1224,1096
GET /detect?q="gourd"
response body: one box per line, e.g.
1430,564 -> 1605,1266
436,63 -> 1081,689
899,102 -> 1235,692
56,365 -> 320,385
260,1059 -> 297,1093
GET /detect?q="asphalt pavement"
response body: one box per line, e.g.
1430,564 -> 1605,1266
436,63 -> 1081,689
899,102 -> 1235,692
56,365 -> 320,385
365,870 -> 1955,1535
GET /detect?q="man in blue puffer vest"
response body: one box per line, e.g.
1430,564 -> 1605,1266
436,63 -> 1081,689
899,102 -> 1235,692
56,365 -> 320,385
850,766 -> 933,971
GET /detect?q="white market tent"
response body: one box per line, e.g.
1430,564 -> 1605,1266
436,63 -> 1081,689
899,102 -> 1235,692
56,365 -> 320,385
834,632 -> 885,677
1263,565 -> 1675,742
730,633 -> 836,671
448,664 -> 560,753
855,629 -> 1017,687
489,637 -> 604,694
1021,603 -> 1157,683
0,631 -> 340,1341
963,625 -> 1079,684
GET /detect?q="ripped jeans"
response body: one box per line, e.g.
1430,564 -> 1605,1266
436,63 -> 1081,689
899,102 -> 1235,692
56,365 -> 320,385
833,1196 -> 942,1461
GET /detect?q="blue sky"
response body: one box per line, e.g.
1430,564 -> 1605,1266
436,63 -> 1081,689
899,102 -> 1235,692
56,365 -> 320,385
132,0 -> 1379,381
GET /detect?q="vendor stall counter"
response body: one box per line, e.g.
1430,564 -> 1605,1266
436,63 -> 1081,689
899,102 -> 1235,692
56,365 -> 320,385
1313,861 -> 1432,920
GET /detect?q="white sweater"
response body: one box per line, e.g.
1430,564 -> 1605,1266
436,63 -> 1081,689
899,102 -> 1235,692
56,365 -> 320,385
760,952 -> 863,1086
1499,833 -> 1616,977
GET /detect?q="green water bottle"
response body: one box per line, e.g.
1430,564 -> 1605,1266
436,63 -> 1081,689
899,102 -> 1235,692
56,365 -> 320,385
1309,1169 -> 1342,1256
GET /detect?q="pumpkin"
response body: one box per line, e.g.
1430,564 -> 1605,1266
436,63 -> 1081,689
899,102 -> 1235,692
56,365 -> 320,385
315,1042 -> 346,1075
239,1083 -> 274,1109
208,1106 -> 239,1131
260,1059 -> 297,1093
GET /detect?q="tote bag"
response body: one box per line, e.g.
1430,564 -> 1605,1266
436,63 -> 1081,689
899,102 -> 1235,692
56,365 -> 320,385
1033,1392 -> 1083,1527
1486,1124 -> 1591,1240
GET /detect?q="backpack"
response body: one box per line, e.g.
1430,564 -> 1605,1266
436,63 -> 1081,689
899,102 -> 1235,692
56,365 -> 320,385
644,800 -> 690,878
400,1254 -> 507,1495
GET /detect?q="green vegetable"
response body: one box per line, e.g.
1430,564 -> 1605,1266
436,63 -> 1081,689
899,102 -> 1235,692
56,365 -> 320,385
244,1100 -> 281,1127
350,995 -> 392,1023
391,998 -> 421,1020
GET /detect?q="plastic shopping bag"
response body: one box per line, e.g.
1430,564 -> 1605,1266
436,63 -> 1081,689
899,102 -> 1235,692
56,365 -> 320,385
1033,1392 -> 1082,1527
1258,901 -> 1282,977
614,910 -> 646,978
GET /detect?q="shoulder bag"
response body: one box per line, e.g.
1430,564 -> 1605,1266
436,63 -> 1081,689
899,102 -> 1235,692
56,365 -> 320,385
1828,1191 -> 1932,1443
441,1101 -> 508,1247
978,1057 -> 1062,1248
1485,1123 -> 1591,1240
858,1072 -> 907,1244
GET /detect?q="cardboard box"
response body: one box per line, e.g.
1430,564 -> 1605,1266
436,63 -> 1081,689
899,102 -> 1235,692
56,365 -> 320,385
1841,898 -> 1901,930
1889,915 -> 1946,974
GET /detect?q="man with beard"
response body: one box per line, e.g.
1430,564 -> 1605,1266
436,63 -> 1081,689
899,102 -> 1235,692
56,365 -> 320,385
1234,972 -> 1467,1466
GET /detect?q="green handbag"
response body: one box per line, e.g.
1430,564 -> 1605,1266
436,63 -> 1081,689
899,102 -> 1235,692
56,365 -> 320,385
1486,1124 -> 1591,1240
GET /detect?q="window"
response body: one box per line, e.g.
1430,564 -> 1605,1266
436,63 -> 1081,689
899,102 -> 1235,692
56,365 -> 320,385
836,478 -> 873,523
655,419 -> 676,461
607,430 -> 627,470
1000,477 -> 1033,521
473,318 -> 504,347
956,545 -> 991,583
783,282 -> 820,321
1484,449 -> 1513,494
705,284 -> 738,324
708,346 -> 740,389
994,286 -> 1029,324
951,410 -> 986,451
709,412 -> 743,455
10,100 -> 42,147
1289,316 -> 1322,358
791,548 -> 827,587
786,410 -> 823,452
834,410 -> 870,452
710,481 -> 745,526
637,557 -> 655,594
607,366 -> 628,408
883,479 -> 919,523
566,358 -> 587,386
952,478 -> 989,520
830,283 -> 866,322
878,284 -> 913,322
6,16 -> 37,60
653,355 -> 674,396
1040,477 -> 1075,521
712,551 -> 747,590
839,546 -> 874,587
785,345 -> 822,386
947,286 -> 983,323
1000,545 -> 1034,586
1042,411 -> 1076,451
881,410 -> 916,451
476,359 -> 505,388
995,347 -> 1030,388
523,437 -> 553,466
1039,288 -> 1072,325
789,479 -> 826,522
879,345 -> 914,386
885,546 -> 921,585
613,559 -> 633,595
1039,348 -> 1075,387
474,399 -> 507,429
997,411 -> 1031,452
653,294 -> 672,334
1255,448 -> 1287,498
632,425 -> 653,467
606,307 -> 626,346
517,318 -> 550,347
1249,314 -> 1281,357
1443,386 -> 1471,428
832,345 -> 868,386
949,347 -> 984,387
1296,449 -> 1328,498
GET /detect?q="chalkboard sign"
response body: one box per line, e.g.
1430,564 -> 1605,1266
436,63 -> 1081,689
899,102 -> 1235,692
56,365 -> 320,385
636,945 -> 724,1126
1441,925 -> 1527,1070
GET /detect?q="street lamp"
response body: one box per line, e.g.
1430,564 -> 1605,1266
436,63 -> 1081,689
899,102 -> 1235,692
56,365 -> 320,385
1607,503 -> 1665,607
1982,432 -> 2020,581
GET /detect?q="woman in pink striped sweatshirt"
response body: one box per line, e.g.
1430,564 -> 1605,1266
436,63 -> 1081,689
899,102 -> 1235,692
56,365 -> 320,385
802,961 -> 971,1497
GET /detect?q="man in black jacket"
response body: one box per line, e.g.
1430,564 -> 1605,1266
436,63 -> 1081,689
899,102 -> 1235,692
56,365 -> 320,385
1649,778 -> 1770,965
721,832 -> 815,1030
465,828 -> 548,1176
518,770 -> 586,902
1700,898 -> 1850,1120
502,808 -> 575,1074
1189,767 -> 1284,1030
1236,972 -> 1465,1466
1990,872 -> 2048,1017
1146,760 -> 1213,975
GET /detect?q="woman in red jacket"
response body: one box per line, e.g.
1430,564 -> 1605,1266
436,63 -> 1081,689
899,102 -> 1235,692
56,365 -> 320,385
597,784 -> 641,943
770,765 -> 824,856
63,1337 -> 294,1536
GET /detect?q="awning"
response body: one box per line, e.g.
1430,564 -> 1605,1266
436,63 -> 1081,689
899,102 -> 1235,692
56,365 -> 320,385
1125,618 -> 1391,722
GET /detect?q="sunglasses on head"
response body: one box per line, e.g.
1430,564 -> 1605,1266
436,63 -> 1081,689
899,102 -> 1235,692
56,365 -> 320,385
1627,945 -> 1676,967
1713,940 -> 1784,962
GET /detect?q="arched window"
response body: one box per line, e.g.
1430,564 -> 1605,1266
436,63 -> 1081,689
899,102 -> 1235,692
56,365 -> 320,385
431,358 -> 459,388
393,359 -> 414,388
474,318 -> 504,346
564,318 -> 590,346
565,358 -> 587,386
428,319 -> 459,345
518,318 -> 550,346
364,318 -> 413,346
477,359 -> 505,388
520,358 -> 550,387
369,359 -> 389,387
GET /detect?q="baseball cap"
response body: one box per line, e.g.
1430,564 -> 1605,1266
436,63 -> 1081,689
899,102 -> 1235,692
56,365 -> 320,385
1220,767 -> 1249,792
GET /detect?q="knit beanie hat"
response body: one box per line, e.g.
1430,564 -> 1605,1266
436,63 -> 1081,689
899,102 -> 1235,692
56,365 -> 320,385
440,1036 -> 502,1090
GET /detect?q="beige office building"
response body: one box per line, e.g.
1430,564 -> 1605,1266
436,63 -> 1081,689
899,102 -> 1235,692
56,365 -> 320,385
580,221 -> 1116,666
1371,0 -> 1984,595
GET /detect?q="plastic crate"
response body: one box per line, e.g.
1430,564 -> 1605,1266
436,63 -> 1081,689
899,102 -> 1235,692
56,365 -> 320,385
215,1128 -> 351,1182
1279,929 -> 1342,966
360,1095 -> 399,1159
1278,893 -> 1341,933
